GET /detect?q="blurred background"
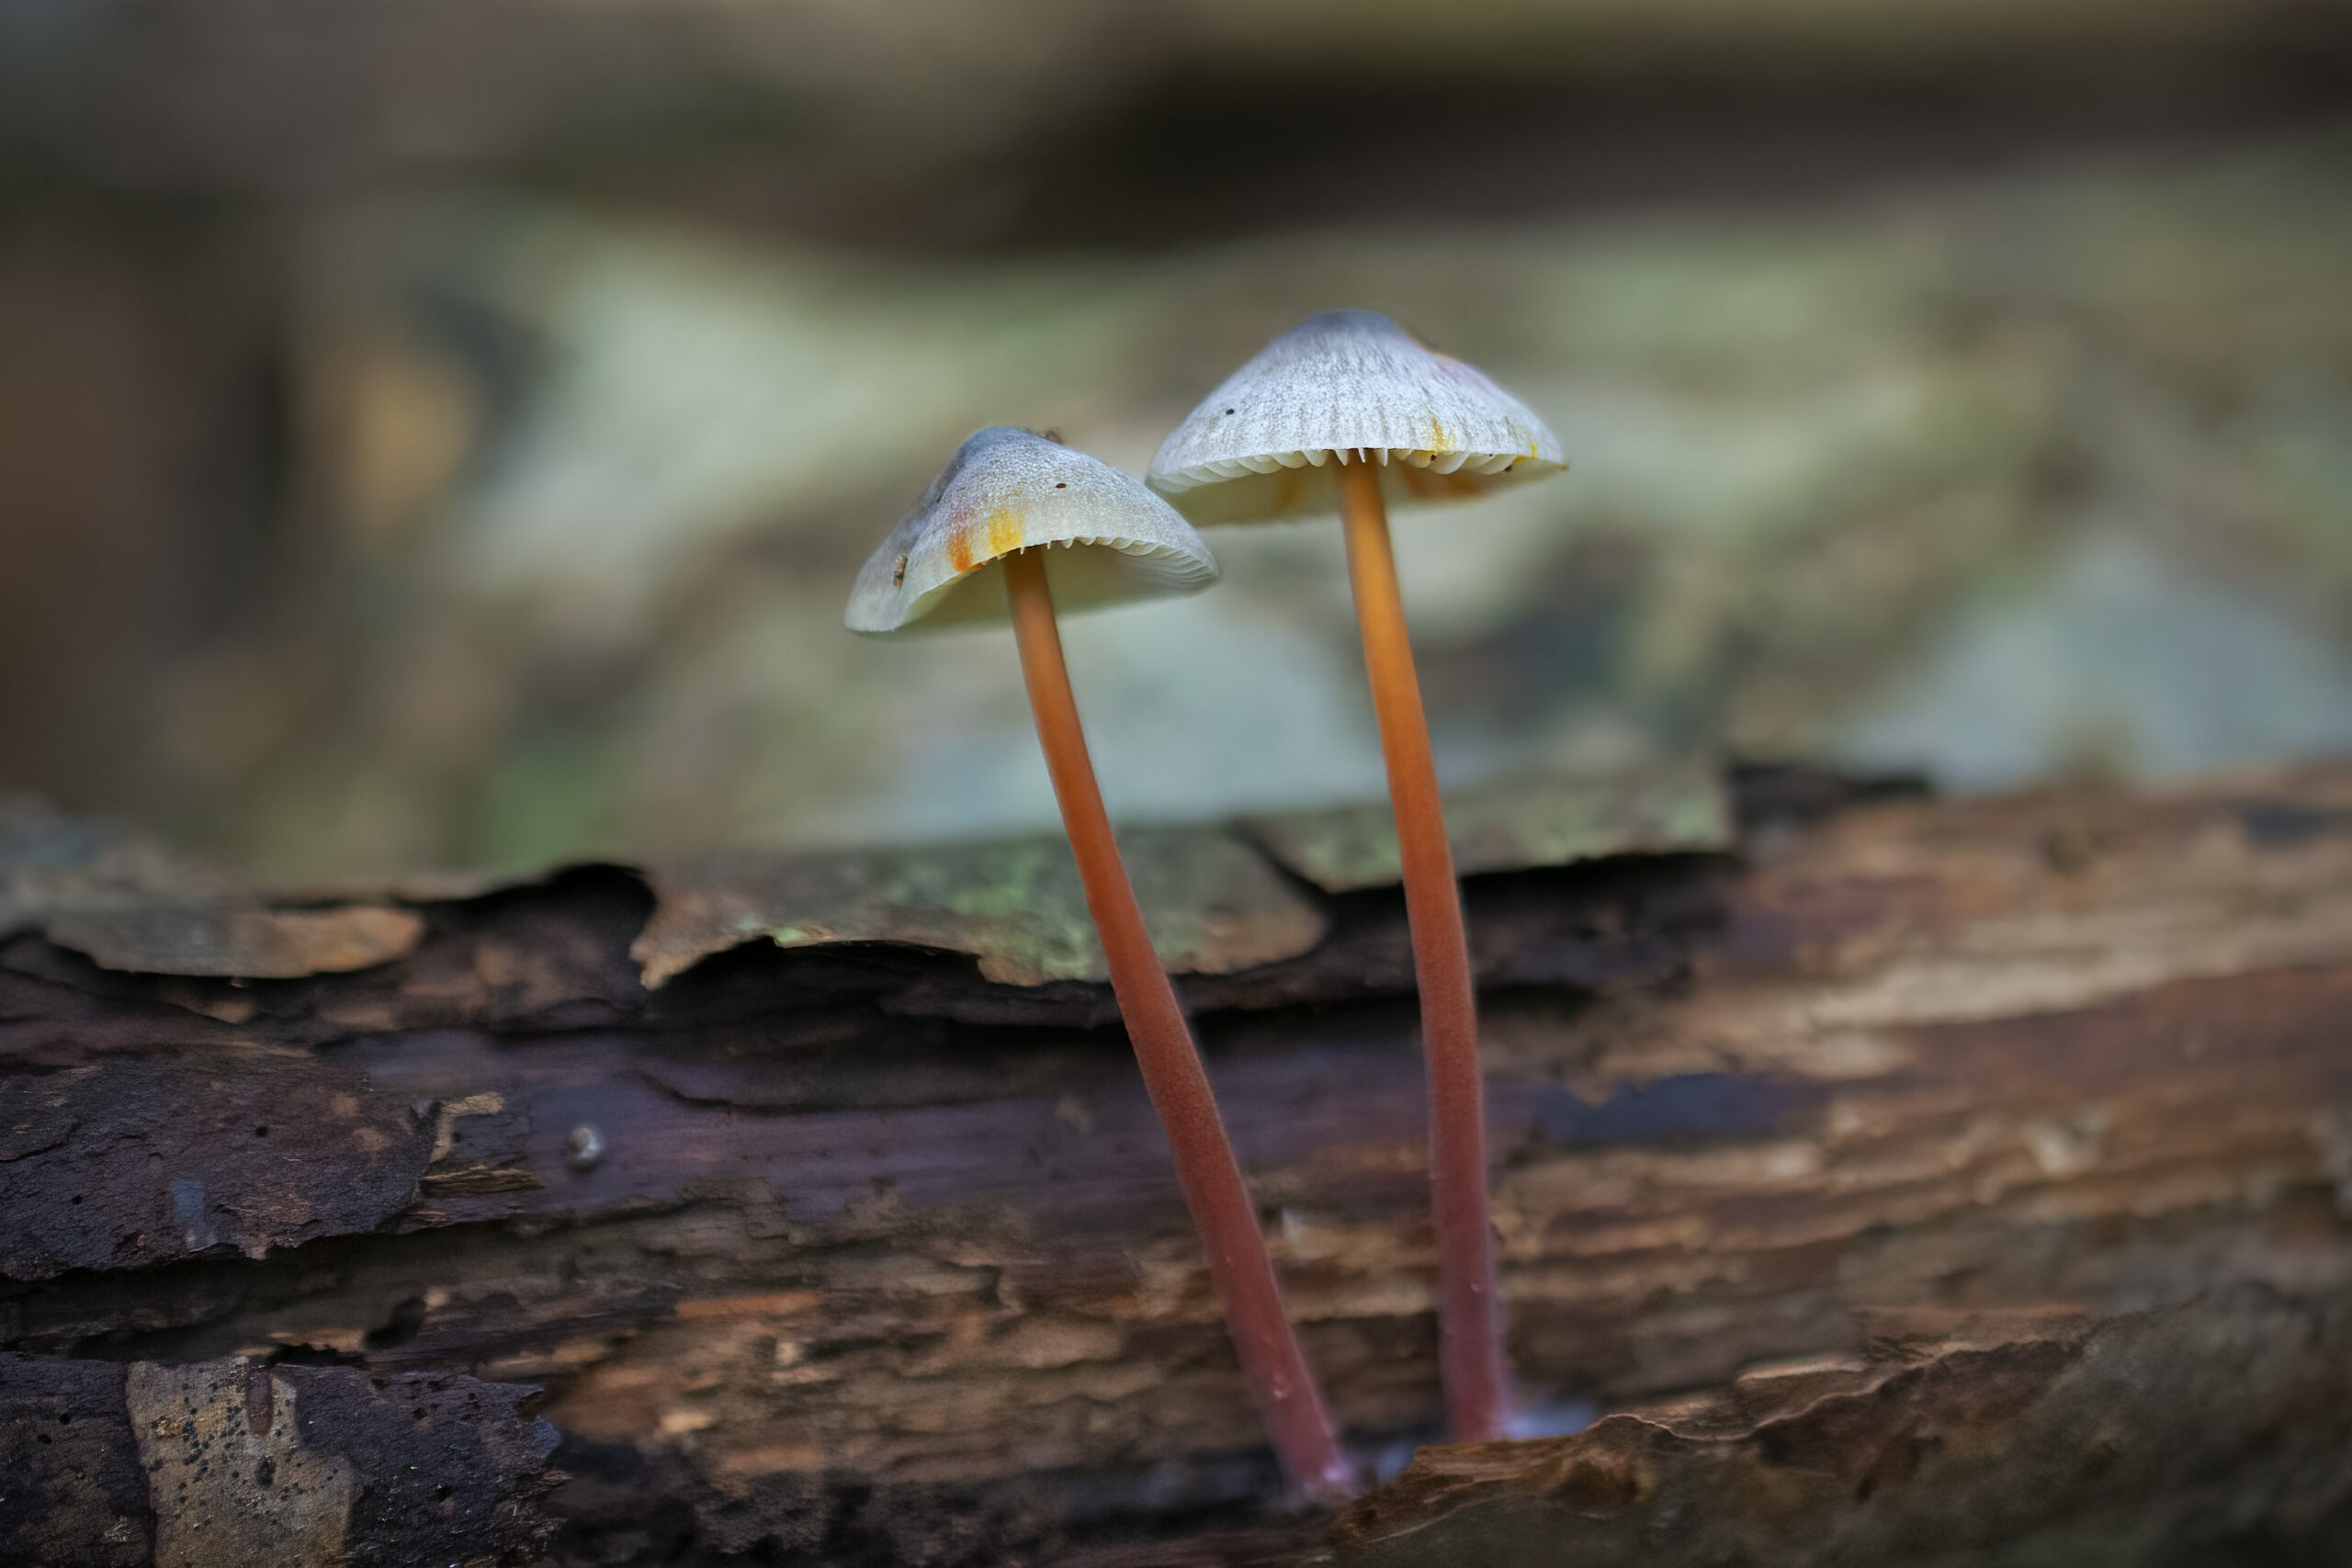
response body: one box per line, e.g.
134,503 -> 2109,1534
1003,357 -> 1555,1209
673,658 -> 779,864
2,0 -> 2348,885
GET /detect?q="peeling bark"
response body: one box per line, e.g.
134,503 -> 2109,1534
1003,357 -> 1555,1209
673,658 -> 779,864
3,765 -> 2350,1563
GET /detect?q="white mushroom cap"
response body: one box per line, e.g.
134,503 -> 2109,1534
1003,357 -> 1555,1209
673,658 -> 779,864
1148,310 -> 1566,525
846,426 -> 1218,634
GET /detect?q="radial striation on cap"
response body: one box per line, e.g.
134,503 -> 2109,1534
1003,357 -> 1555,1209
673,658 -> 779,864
847,426 -> 1219,634
1148,310 -> 1566,525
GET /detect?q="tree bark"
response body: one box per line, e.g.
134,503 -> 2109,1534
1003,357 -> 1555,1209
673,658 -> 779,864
5,763 -> 2351,1564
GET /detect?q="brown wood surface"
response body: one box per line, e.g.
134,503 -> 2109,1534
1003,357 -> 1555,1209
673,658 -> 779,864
5,764 -> 2352,1564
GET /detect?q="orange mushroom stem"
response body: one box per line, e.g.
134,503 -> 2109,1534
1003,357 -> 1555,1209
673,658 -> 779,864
1336,460 -> 1509,1443
1004,547 -> 1356,1501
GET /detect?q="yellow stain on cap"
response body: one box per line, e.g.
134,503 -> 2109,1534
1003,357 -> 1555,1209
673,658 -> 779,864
844,427 -> 1218,634
984,507 -> 1026,561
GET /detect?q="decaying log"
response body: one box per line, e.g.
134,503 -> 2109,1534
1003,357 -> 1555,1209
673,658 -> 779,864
0,1352 -> 559,1566
4,762 -> 2351,1564
1328,1285 -> 2352,1568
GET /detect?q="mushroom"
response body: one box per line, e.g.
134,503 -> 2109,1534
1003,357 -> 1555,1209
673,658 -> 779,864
1148,311 -> 1566,1442
848,426 -> 1354,1501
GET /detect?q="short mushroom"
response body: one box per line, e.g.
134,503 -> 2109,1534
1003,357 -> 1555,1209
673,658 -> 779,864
848,425 -> 1353,1501
1148,310 -> 1566,1442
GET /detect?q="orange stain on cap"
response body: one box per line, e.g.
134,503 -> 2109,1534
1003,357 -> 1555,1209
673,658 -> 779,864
951,506 -> 1026,574
944,502 -> 977,574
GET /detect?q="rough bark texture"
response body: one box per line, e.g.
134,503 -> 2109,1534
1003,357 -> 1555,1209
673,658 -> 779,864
1329,1286 -> 2352,1568
0,1352 -> 560,1567
5,763 -> 2352,1564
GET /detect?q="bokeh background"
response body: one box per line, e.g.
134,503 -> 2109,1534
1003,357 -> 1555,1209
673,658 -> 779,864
3,0 -> 2349,884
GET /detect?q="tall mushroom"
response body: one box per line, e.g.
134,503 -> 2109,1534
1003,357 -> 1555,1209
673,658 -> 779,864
1148,311 -> 1566,1442
847,425 -> 1354,1501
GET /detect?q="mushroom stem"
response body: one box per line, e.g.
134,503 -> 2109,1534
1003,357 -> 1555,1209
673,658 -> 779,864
1003,547 -> 1355,1503
1336,460 -> 1510,1443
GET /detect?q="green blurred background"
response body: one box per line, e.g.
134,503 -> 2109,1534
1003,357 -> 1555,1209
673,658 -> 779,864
3,0 -> 2348,883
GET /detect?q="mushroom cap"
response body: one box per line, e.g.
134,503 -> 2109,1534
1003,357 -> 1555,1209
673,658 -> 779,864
1148,310 -> 1566,525
846,426 -> 1219,634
